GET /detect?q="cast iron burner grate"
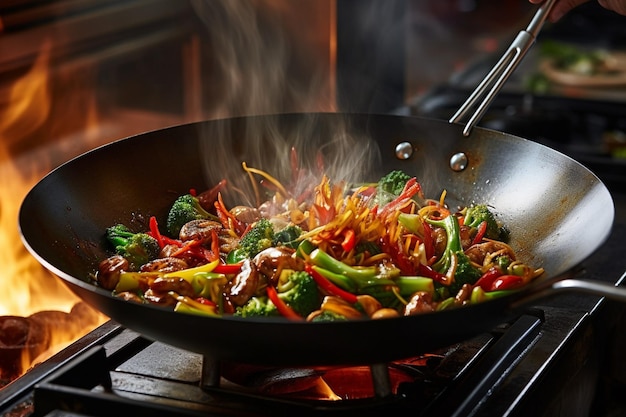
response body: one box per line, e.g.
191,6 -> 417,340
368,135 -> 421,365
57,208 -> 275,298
22,311 -> 543,417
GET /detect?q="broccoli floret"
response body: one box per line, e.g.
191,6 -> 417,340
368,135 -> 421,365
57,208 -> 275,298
235,271 -> 321,318
464,204 -> 504,240
375,170 -> 413,206
273,224 -> 303,249
310,310 -> 349,322
166,194 -> 216,237
426,215 -> 481,294
378,170 -> 412,195
105,224 -> 160,271
238,218 -> 275,258
235,296 -> 279,318
276,270 -> 321,317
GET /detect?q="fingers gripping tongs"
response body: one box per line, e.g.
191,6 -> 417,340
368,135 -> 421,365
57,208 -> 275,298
449,0 -> 557,136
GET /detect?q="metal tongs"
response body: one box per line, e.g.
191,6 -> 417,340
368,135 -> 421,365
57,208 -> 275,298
449,0 -> 557,136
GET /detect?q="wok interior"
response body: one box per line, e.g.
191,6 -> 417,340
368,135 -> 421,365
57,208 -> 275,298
18,113 -> 614,365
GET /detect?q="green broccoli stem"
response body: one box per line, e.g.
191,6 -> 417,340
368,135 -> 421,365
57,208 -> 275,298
396,276 -> 435,296
470,286 -> 516,303
426,215 -> 462,273
310,266 -> 357,292
308,248 -> 378,281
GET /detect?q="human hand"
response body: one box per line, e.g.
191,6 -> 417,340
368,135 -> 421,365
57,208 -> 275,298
529,0 -> 626,21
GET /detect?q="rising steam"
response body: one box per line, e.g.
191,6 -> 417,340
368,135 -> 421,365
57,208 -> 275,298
190,1 -> 382,204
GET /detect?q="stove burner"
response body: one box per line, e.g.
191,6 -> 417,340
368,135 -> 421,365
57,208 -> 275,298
0,311 -> 544,417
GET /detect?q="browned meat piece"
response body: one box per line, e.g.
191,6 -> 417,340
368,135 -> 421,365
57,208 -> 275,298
96,255 -> 128,290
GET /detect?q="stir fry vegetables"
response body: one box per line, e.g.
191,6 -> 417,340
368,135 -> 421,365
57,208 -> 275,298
95,164 -> 544,321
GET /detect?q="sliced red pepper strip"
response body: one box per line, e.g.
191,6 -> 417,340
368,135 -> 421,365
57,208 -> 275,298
379,178 -> 422,218
213,263 -> 243,274
266,285 -> 302,320
472,221 -> 488,246
417,263 -> 449,285
305,264 -> 358,304
422,220 -> 434,260
490,275 -> 524,291
171,239 -> 202,257
149,216 -> 165,249
210,229 -> 220,259
341,228 -> 357,252
195,297 -> 216,306
214,192 -> 246,235
379,236 -> 416,275
474,267 -> 503,291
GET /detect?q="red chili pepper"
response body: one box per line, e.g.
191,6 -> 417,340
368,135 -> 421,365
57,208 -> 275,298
266,285 -> 302,320
305,264 -> 358,304
490,275 -> 523,291
341,228 -> 357,252
149,216 -> 165,249
472,221 -> 488,245
474,267 -> 503,291
195,297 -> 216,306
213,263 -> 243,274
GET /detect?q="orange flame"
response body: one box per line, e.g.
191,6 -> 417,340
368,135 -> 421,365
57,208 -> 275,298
0,40 -> 107,384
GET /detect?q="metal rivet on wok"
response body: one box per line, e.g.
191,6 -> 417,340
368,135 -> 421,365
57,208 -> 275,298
450,152 -> 468,172
395,142 -> 414,160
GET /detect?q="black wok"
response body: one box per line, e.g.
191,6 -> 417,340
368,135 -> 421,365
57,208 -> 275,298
19,113 -> 618,366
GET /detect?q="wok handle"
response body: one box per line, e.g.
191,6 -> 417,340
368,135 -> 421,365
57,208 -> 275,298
550,279 -> 626,302
512,278 -> 626,309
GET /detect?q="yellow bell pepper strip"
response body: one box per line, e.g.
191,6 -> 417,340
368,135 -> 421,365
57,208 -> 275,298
266,285 -> 303,321
114,271 -> 159,293
162,259 -> 219,282
190,272 -> 227,300
170,292 -> 219,316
